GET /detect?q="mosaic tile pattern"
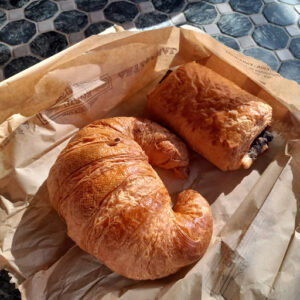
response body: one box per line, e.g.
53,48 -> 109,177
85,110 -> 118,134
0,0 -> 299,85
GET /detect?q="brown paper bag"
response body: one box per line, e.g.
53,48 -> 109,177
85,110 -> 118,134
0,26 -> 299,300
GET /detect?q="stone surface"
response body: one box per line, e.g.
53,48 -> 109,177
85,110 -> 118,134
152,0 -> 185,14
0,20 -> 36,45
75,0 -> 107,12
104,2 -> 139,24
279,0 -> 300,4
0,0 -> 29,10
84,21 -> 112,37
204,24 -> 220,35
184,2 -> 218,25
252,24 -> 289,50
0,9 -> 6,26
205,0 -> 226,3
135,11 -> 170,29
279,60 -> 300,84
244,47 -> 279,70
30,31 -> 68,57
229,0 -> 263,15
138,2 -> 155,13
13,44 -> 31,57
263,3 -> 298,26
0,43 -> 11,65
250,14 -> 268,25
130,0 -> 148,2
25,0 -> 59,22
237,36 -> 256,49
216,3 -> 232,13
4,56 -> 40,78
289,38 -> 300,59
213,35 -> 240,51
217,13 -> 252,37
286,25 -> 300,37
7,8 -> 24,21
275,49 -> 294,61
54,10 -> 88,33
37,20 -> 53,32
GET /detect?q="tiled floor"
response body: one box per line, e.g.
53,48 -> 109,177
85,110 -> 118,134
0,0 -> 299,83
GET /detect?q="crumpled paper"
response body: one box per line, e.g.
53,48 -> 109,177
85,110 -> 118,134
0,25 -> 300,300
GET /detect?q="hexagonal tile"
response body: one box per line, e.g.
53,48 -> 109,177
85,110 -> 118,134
0,20 -> 36,45
75,0 -> 108,12
217,13 -> 252,37
30,31 -> 68,58
184,2 -> 218,25
213,35 -> 240,51
4,56 -> 40,78
135,12 -> 171,29
263,3 -> 298,26
205,0 -> 226,3
229,0 -> 263,15
151,0 -> 185,14
104,2 -> 138,24
252,24 -> 289,50
130,0 -> 150,3
84,21 -> 112,37
279,0 -> 300,4
244,48 -> 279,70
289,38 -> 300,59
0,0 -> 29,10
0,9 -> 6,26
24,0 -> 58,22
0,44 -> 11,66
54,10 -> 88,33
279,60 -> 300,84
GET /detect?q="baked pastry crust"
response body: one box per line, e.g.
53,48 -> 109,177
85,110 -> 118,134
147,62 -> 272,171
47,117 -> 213,280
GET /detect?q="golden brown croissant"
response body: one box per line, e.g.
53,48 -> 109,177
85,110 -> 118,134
47,117 -> 213,280
147,62 -> 273,171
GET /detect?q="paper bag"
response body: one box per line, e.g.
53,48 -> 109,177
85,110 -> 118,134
0,26 -> 299,300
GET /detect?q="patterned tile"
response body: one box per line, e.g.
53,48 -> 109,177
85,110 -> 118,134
0,20 -> 36,45
279,60 -> 300,84
104,1 -> 138,24
213,34 -> 240,50
263,3 -> 298,26
217,13 -> 253,37
289,38 -> 300,59
30,31 -> 68,57
24,0 -> 58,22
4,56 -> 40,78
252,24 -> 289,50
135,11 -> 170,29
54,10 -> 88,33
184,2 -> 218,25
0,0 -> 298,84
0,43 -> 11,65
75,0 -> 108,12
244,47 -> 279,70
84,21 -> 112,37
152,0 -> 186,14
229,0 -> 263,15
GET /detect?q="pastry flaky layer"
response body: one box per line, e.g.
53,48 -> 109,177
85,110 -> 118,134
47,117 -> 213,280
147,62 -> 273,171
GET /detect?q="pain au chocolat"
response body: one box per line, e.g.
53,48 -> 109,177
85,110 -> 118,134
147,62 -> 273,171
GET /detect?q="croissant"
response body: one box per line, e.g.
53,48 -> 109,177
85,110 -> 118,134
47,117 -> 213,280
147,62 -> 273,171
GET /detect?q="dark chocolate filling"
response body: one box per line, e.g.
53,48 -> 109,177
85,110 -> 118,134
248,128 -> 273,159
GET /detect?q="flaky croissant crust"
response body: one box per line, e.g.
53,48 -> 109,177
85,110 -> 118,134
147,62 -> 272,170
47,117 -> 213,280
